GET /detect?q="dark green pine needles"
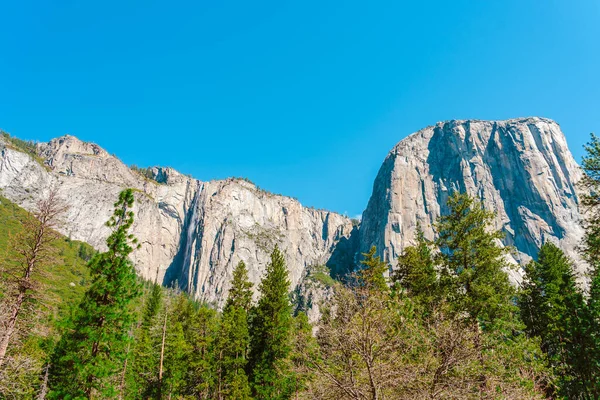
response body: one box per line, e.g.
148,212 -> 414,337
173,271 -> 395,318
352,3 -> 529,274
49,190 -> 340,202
215,260 -> 254,400
248,246 -> 294,400
49,189 -> 141,399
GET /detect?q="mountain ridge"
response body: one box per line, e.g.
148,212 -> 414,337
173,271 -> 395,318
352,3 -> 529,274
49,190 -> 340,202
0,116 -> 586,306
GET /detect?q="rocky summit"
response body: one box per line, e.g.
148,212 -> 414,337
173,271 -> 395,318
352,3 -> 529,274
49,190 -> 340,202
360,117 -> 584,281
0,117 -> 585,305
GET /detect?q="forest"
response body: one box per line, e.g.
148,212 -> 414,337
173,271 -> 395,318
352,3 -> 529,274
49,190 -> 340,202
1,133 -> 600,399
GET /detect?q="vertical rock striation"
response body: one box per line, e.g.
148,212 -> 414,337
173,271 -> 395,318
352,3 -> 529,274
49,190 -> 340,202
359,117 -> 584,278
0,116 -> 585,306
0,134 -> 353,307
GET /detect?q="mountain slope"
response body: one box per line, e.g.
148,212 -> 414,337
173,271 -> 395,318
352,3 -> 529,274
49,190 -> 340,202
0,134 -> 353,306
359,117 -> 584,279
0,116 -> 585,305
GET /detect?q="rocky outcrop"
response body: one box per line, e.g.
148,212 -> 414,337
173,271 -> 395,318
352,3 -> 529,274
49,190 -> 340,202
0,134 -> 353,307
0,116 -> 585,306
359,117 -> 584,279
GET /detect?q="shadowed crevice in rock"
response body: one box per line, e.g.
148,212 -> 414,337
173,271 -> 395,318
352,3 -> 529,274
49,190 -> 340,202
326,224 -> 360,278
426,124 -> 468,213
162,182 -> 203,290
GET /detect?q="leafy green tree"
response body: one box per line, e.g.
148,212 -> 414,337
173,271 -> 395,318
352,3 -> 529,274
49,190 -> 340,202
357,246 -> 389,292
49,189 -> 141,399
248,246 -> 294,400
216,261 -> 254,399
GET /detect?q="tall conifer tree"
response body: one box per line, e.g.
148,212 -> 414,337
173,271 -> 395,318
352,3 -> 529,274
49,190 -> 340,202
357,246 -> 389,292
248,246 -> 293,400
434,192 -> 516,395
49,189 -> 141,398
393,225 -> 437,309
216,261 -> 253,399
578,133 -> 600,397
518,242 -> 588,396
125,283 -> 163,398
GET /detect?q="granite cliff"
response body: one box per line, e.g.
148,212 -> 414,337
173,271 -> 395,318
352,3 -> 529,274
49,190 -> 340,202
360,117 -> 584,280
0,134 -> 353,307
0,116 -> 585,306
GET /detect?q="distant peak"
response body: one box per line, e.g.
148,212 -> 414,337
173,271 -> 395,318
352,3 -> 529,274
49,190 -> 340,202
44,134 -> 109,158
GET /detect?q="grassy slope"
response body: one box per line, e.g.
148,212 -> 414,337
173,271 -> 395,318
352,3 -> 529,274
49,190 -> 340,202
0,195 -> 93,312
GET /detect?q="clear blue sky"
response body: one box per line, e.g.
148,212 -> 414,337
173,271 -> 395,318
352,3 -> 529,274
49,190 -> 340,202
1,1 -> 598,217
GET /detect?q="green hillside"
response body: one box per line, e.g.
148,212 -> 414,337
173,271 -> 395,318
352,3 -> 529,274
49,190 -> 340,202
0,195 -> 93,309
0,195 -> 94,398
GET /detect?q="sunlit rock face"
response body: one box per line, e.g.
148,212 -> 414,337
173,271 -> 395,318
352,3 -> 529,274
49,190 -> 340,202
0,116 -> 585,307
0,134 -> 354,307
359,117 -> 584,281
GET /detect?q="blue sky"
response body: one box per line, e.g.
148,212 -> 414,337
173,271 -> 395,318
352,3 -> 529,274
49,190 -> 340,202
1,0 -> 598,217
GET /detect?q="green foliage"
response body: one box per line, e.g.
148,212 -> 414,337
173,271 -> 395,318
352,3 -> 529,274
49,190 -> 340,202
0,196 -> 92,398
129,165 -> 159,183
393,225 -> 438,310
435,192 -> 515,328
225,261 -> 253,312
306,265 -> 337,288
248,246 -> 294,400
519,244 -> 581,359
0,196 -> 92,309
49,189 -> 142,398
124,283 -> 163,399
0,131 -> 48,169
574,132 -> 600,398
357,245 -> 389,292
215,261 -> 254,399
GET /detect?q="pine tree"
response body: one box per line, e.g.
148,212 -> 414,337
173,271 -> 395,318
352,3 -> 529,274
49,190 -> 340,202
392,225 -> 437,310
578,133 -> 600,398
167,294 -> 217,398
435,192 -> 514,327
248,246 -> 294,400
216,261 -> 253,399
518,242 -> 587,396
434,192 -> 516,395
48,189 -> 141,398
357,246 -> 389,292
125,283 -> 163,399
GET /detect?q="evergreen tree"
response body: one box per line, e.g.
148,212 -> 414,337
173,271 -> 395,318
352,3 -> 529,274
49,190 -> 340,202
518,242 -> 588,396
162,317 -> 189,398
225,260 -> 254,312
435,192 -> 515,327
216,261 -> 253,399
125,283 -> 163,399
357,246 -> 389,292
180,297 -> 218,398
434,192 -> 517,395
578,133 -> 600,398
49,189 -> 141,398
392,225 -> 437,309
248,246 -> 294,400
